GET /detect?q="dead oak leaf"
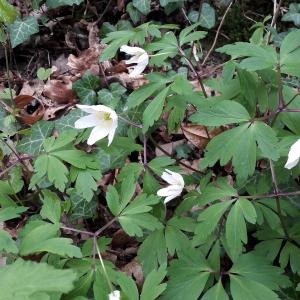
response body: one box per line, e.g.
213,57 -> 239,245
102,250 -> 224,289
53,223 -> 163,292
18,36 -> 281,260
181,124 -> 222,150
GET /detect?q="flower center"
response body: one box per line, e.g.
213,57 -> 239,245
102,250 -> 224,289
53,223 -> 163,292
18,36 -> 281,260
104,112 -> 111,120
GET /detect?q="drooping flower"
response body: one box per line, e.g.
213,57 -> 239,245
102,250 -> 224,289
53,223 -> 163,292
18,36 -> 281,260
109,290 -> 120,300
120,45 -> 149,77
74,104 -> 118,146
284,139 -> 300,169
157,169 -> 184,204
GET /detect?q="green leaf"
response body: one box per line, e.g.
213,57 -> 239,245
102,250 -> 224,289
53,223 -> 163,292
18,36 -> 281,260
73,73 -> 100,105
190,100 -> 250,126
199,3 -> 216,29
282,4 -> 300,26
127,82 -> 164,108
0,259 -> 77,300
55,109 -> 85,133
148,156 -> 175,175
17,121 -> 54,155
0,230 -> 18,254
279,242 -> 300,275
143,86 -> 169,133
280,29 -> 300,77
217,42 -> 277,71
140,265 -> 167,300
119,212 -> 162,237
8,16 -> 39,48
20,222 -> 82,258
0,206 -> 28,222
132,0 -> 150,15
106,185 -> 120,216
178,22 -> 207,46
69,189 -> 97,220
195,200 -> 234,240
0,0 -> 19,24
202,280 -> 229,300
230,276 -> 280,300
138,229 -> 168,275
47,155 -> 69,192
201,122 -> 279,181
116,272 -> 139,300
161,248 -> 211,300
126,3 -> 142,24
46,0 -> 84,8
37,67 -> 53,81
40,190 -> 61,223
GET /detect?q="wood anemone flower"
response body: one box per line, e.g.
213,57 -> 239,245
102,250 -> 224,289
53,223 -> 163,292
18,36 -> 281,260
75,104 -> 118,146
109,290 -> 120,300
285,139 -> 300,169
120,45 -> 149,77
157,169 -> 185,204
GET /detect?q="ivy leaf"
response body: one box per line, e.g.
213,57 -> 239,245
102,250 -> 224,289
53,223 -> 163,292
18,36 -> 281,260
140,265 -> 167,300
73,73 -> 100,105
199,3 -> 216,29
17,121 -> 54,155
0,0 -> 19,24
143,86 -> 169,133
126,3 -> 142,24
69,189 -> 97,220
8,16 -> 39,48
132,0 -> 151,15
190,100 -> 250,126
37,67 -> 53,81
0,259 -> 77,300
0,230 -> 18,254
55,109 -> 85,133
282,3 -> 300,26
40,190 -> 61,224
46,0 -> 84,8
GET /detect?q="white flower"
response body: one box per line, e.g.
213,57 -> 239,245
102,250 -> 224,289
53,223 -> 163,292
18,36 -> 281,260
120,45 -> 149,77
109,290 -> 120,300
285,139 -> 300,169
157,169 -> 184,204
74,104 -> 118,146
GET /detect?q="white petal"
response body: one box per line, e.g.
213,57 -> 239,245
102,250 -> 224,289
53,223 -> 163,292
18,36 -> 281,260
157,185 -> 183,198
87,126 -> 109,145
74,114 -> 99,129
109,290 -> 120,300
107,124 -> 117,146
285,139 -> 300,169
161,169 -> 184,187
124,56 -> 139,65
120,45 -> 146,55
128,63 -> 147,77
76,104 -> 97,114
164,194 -> 179,204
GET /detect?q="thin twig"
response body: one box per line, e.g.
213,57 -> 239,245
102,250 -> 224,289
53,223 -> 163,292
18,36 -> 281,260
179,47 -> 208,98
245,190 -> 300,200
94,217 -> 117,236
267,0 -> 283,43
202,2 -> 233,66
269,160 -> 290,239
60,225 -> 94,236
143,135 -> 147,166
0,155 -> 33,178
94,0 -> 113,25
149,135 -> 205,174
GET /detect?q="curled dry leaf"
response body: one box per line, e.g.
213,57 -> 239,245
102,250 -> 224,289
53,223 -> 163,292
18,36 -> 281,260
67,44 -> 106,76
181,124 -> 222,150
155,140 -> 185,157
14,95 -> 45,125
43,104 -> 69,120
43,77 -> 77,104
121,257 -> 144,288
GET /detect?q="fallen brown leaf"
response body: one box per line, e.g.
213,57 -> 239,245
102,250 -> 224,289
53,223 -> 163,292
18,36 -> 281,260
43,77 -> 77,103
121,257 -> 144,287
181,124 -> 222,150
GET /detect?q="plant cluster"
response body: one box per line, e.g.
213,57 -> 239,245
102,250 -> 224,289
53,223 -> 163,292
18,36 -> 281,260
1,1 -> 300,300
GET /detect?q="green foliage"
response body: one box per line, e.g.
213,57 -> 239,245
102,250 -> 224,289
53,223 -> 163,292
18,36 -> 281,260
3,5 -> 300,300
0,0 -> 18,25
8,16 -> 39,48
